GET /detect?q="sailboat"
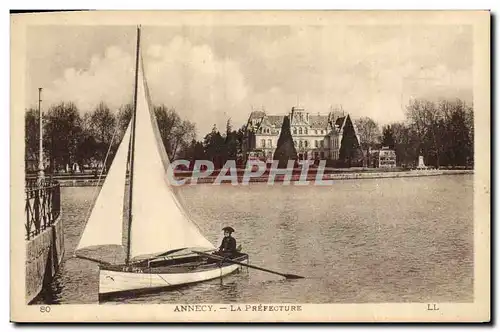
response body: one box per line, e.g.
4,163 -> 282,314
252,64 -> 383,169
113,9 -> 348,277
74,26 -> 249,301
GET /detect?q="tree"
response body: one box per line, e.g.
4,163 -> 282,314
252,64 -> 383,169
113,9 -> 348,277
224,118 -> 238,163
77,135 -> 100,170
25,108 -> 40,172
171,120 -> 196,160
339,115 -> 363,167
405,98 -> 474,168
235,125 -> 246,164
178,139 -> 206,164
441,100 -> 473,166
203,124 -> 226,168
381,125 -> 396,149
89,102 -> 116,145
273,115 -> 297,168
391,122 -> 420,167
117,103 -> 133,134
354,117 -> 380,149
464,103 -> 474,166
154,105 -> 196,161
43,102 -> 83,171
87,102 -> 117,167
354,116 -> 380,167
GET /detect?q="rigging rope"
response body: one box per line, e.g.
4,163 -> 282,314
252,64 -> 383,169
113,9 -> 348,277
74,123 -> 123,253
156,274 -> 185,295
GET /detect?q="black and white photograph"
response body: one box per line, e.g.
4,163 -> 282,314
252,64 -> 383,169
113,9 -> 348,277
10,10 -> 490,322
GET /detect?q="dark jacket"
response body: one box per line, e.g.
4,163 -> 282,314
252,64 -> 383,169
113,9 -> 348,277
219,236 -> 237,253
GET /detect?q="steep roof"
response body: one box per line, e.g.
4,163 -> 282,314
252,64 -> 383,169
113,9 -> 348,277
265,115 -> 285,127
248,110 -> 266,120
308,115 -> 329,129
335,116 -> 346,128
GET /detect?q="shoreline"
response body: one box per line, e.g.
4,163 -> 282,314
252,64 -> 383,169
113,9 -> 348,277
50,169 -> 473,187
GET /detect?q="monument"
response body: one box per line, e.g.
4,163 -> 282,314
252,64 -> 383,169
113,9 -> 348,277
416,155 -> 427,170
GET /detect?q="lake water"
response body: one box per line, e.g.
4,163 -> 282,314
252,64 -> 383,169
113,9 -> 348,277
36,175 -> 474,304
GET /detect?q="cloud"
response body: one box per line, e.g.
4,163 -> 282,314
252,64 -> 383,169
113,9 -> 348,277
36,25 -> 473,137
44,46 -> 135,113
144,36 -> 249,135
42,37 -> 249,138
229,25 -> 473,125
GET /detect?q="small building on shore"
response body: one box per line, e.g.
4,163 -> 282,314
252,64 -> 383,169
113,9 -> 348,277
369,147 -> 397,168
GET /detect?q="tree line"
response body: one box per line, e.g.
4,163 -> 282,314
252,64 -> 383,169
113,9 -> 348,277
354,98 -> 474,168
25,101 -> 245,173
25,97 -> 474,173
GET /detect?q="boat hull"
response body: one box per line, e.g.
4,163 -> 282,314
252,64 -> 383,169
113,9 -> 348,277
98,255 -> 248,301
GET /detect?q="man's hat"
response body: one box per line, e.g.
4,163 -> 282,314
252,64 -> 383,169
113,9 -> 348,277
222,226 -> 235,233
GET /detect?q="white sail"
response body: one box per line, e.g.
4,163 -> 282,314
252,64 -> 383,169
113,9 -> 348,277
76,122 -> 132,251
128,53 -> 215,261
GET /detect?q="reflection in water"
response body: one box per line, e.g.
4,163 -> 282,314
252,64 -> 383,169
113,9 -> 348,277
219,281 -> 240,302
36,175 -> 473,304
33,268 -> 64,305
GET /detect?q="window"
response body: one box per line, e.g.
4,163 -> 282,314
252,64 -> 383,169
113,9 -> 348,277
320,152 -> 325,159
305,128 -> 308,134
315,130 -> 318,135
268,139 -> 272,147
261,139 -> 266,148
299,128 -> 303,135
320,140 -> 324,148
304,140 -> 308,148
299,140 -> 303,148
293,128 -> 297,135
315,140 -> 318,148
266,128 -> 270,134
321,130 -> 324,135
294,140 -> 297,146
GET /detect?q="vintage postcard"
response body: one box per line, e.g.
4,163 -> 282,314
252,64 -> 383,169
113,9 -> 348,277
10,10 -> 490,322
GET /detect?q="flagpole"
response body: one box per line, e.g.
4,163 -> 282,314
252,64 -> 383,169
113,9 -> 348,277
37,88 -> 45,184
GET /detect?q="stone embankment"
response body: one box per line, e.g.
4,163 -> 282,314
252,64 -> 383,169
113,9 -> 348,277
50,169 -> 473,186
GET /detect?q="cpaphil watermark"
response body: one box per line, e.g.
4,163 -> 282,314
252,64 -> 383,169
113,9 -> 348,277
166,159 -> 334,186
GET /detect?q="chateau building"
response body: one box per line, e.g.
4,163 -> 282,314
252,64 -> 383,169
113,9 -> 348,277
243,106 -> 361,162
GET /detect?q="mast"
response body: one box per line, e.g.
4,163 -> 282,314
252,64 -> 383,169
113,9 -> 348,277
126,25 -> 141,265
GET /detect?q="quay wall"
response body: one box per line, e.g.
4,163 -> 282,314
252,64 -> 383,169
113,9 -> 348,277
183,169 -> 473,184
25,215 -> 65,304
55,169 -> 473,187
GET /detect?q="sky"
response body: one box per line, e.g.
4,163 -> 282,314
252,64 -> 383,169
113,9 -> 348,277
25,24 -> 473,138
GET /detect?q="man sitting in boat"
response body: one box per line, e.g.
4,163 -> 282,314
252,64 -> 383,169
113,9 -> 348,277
214,226 -> 237,257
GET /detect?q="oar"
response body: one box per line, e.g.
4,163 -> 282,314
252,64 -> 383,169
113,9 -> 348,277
192,250 -> 304,280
